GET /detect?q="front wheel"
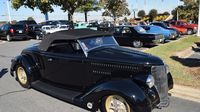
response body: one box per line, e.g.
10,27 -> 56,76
187,29 -> 193,35
15,65 -> 31,88
101,95 -> 133,112
133,40 -> 143,48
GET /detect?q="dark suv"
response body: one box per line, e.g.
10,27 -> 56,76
17,20 -> 38,38
0,24 -> 28,41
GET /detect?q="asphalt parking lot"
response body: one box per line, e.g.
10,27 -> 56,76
0,40 -> 200,112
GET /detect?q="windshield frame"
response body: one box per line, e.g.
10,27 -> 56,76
77,36 -> 119,57
133,26 -> 147,33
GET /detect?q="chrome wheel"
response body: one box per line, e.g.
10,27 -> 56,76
36,35 -> 40,40
16,67 -> 28,85
187,29 -> 193,35
133,40 -> 143,48
6,35 -> 11,41
105,95 -> 131,112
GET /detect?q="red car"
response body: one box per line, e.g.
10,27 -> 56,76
168,20 -> 197,35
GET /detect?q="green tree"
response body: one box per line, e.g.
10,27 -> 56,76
172,0 -> 199,23
137,10 -> 146,18
102,0 -> 130,23
163,11 -> 170,15
76,0 -> 102,22
53,0 -> 85,22
149,9 -> 158,22
11,0 -> 54,14
27,17 -> 34,21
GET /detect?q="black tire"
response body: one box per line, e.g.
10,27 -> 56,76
6,35 -> 12,41
101,95 -> 133,112
132,40 -> 143,48
187,29 -> 193,35
15,65 -> 31,88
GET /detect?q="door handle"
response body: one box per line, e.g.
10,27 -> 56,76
47,58 -> 53,62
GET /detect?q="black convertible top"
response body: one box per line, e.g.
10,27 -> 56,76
38,29 -> 112,51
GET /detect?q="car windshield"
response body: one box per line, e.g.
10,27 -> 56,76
133,26 -> 146,33
79,36 -> 118,52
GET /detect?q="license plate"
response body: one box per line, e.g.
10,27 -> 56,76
18,30 -> 22,33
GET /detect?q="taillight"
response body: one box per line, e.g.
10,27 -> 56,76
10,29 -> 14,33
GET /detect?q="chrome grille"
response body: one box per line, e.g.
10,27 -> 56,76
151,65 -> 169,108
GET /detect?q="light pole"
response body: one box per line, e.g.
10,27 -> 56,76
177,0 -> 180,21
6,0 -> 12,23
197,0 -> 200,36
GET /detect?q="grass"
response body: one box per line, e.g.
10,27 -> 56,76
145,36 -> 200,88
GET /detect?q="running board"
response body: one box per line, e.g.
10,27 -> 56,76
31,80 -> 82,103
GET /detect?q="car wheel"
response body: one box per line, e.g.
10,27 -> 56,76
15,65 -> 31,88
187,29 -> 193,35
133,40 -> 143,48
36,35 -> 40,40
101,95 -> 133,112
6,35 -> 11,41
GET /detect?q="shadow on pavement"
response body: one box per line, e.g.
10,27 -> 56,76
171,56 -> 200,67
0,68 -> 8,78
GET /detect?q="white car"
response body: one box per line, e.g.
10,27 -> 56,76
42,25 -> 69,34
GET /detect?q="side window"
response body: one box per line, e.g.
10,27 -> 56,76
48,41 -> 82,55
170,22 -> 175,25
114,27 -> 121,33
122,27 -> 132,33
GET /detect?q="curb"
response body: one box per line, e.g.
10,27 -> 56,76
169,85 -> 200,103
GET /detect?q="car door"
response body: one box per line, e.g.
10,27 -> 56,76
41,41 -> 88,89
0,25 -> 4,37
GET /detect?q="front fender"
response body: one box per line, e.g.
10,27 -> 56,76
10,55 -> 39,81
79,79 -> 151,112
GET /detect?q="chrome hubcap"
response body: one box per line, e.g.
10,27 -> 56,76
17,67 -> 27,85
105,95 -> 131,112
133,41 -> 142,47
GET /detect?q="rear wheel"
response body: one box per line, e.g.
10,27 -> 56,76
36,35 -> 40,40
101,95 -> 132,112
6,35 -> 11,41
133,40 -> 143,48
15,65 -> 31,88
187,29 -> 193,35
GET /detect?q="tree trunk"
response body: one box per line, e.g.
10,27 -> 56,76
68,13 -> 73,22
84,11 -> 88,22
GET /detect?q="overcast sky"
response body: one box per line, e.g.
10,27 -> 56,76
0,0 -> 183,22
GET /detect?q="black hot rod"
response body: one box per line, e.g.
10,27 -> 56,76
11,29 -> 173,112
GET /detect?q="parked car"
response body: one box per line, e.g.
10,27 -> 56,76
97,21 -> 114,32
141,25 -> 177,40
0,23 -> 28,41
42,25 -> 68,35
167,20 -> 197,35
17,20 -> 38,38
11,29 -> 173,112
113,26 -> 165,48
74,22 -> 88,29
150,22 -> 180,38
87,22 -> 99,30
34,25 -> 45,40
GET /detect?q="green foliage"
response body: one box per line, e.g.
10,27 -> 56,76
11,0 -> 54,14
148,9 -> 158,22
163,11 -> 170,15
172,0 -> 199,23
76,0 -> 102,22
102,0 -> 130,22
137,10 -> 146,18
27,17 -> 34,21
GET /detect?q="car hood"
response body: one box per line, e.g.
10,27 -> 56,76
88,46 -> 164,66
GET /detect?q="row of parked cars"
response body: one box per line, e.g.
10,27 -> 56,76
0,20 -> 197,48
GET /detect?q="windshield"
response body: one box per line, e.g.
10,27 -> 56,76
133,26 -> 146,33
79,36 -> 118,52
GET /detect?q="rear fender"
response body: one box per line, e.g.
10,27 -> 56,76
79,79 -> 151,112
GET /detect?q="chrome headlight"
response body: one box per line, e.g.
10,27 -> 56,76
146,75 -> 155,88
